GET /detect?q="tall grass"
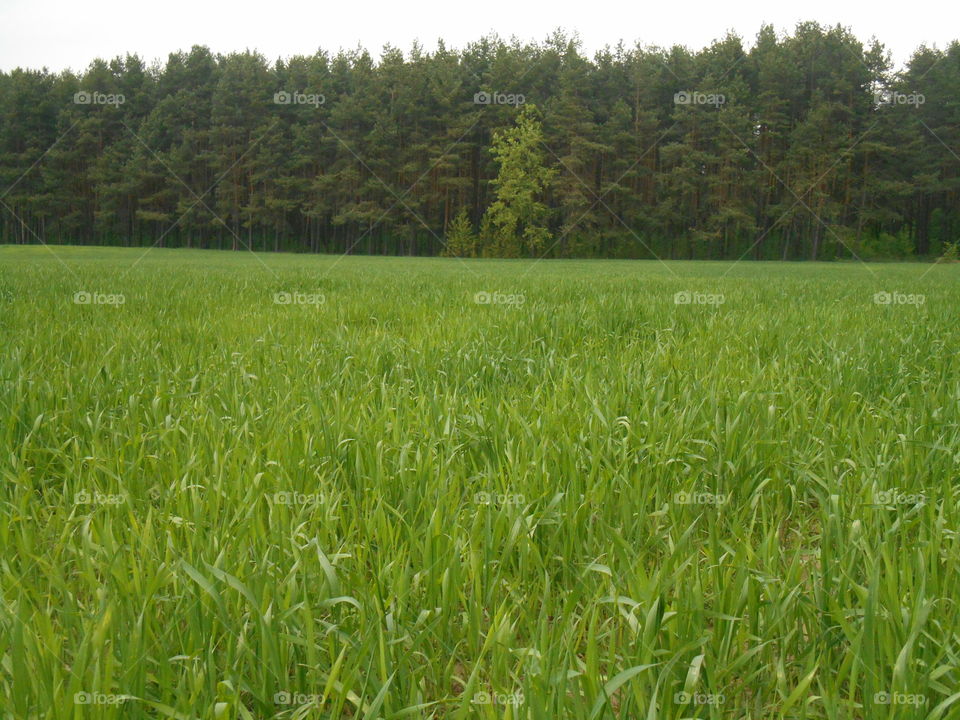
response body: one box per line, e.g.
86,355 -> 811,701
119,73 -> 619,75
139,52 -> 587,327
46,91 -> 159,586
1,245 -> 959,719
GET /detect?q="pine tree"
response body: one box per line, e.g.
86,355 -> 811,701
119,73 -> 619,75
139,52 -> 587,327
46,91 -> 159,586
2,30 -> 959,259
442,207 -> 476,257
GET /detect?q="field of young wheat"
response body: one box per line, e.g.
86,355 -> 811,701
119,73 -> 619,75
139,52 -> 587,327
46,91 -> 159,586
1,245 -> 959,719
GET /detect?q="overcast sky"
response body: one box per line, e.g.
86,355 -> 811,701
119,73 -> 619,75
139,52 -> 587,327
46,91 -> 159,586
0,0 -> 956,73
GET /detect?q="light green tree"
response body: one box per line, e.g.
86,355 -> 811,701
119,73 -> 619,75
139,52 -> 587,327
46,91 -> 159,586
481,106 -> 556,257
442,207 -> 477,257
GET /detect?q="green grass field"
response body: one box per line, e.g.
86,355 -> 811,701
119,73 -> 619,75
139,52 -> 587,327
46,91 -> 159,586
1,245 -> 959,719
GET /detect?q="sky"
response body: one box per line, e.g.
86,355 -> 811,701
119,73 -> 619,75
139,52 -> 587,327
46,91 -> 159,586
0,0 -> 956,73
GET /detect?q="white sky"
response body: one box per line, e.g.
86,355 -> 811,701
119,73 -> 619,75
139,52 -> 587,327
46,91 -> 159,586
0,0 -> 956,73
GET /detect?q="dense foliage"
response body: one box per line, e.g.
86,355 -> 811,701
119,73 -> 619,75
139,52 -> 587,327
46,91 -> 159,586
1,23 -> 959,259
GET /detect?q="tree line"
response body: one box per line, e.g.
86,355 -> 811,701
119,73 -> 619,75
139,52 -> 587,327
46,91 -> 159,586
1,23 -> 958,260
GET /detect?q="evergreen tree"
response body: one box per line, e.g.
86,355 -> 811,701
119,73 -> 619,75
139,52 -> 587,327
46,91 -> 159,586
442,207 -> 476,257
2,28 -> 959,259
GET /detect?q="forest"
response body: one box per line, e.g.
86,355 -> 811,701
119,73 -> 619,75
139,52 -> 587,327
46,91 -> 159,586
1,22 -> 958,260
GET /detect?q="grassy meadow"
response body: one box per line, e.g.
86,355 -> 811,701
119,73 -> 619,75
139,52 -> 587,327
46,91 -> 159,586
1,245 -> 959,719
